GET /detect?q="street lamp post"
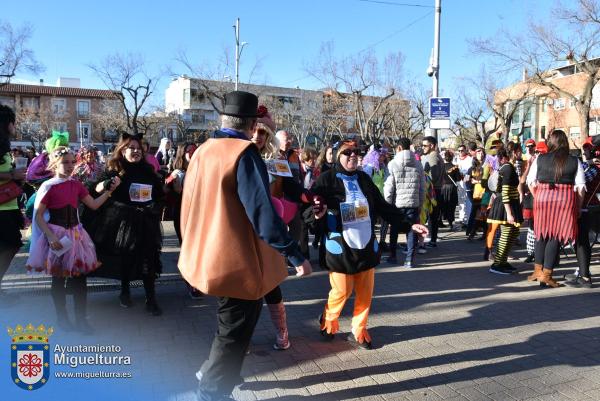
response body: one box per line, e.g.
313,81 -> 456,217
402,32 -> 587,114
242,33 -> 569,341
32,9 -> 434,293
428,0 -> 442,140
233,18 -> 248,91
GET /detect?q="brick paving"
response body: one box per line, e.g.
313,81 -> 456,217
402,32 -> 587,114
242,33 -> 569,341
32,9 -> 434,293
1,223 -> 600,401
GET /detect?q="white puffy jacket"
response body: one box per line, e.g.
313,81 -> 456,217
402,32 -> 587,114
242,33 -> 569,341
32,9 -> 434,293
383,150 -> 426,209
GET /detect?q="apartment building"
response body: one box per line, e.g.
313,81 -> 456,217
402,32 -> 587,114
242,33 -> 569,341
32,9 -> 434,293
495,59 -> 600,146
0,78 -> 121,147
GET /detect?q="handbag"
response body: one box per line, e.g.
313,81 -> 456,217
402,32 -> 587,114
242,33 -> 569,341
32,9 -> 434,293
473,183 -> 485,200
0,181 -> 23,205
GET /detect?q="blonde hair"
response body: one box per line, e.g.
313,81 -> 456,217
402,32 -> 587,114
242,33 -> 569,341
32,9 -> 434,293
256,124 -> 280,160
47,146 -> 73,172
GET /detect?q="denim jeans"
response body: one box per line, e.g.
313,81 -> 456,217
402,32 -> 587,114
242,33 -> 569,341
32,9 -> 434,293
389,208 -> 419,263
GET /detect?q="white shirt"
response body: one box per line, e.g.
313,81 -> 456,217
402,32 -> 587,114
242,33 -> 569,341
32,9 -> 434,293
526,157 -> 586,192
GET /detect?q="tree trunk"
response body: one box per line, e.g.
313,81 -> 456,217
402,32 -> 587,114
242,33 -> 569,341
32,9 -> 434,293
579,103 -> 590,141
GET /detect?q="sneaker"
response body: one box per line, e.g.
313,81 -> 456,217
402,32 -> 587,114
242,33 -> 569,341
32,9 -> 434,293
565,276 -> 593,288
346,333 -> 373,350
402,261 -> 413,269
417,247 -> 427,255
489,264 -> 512,275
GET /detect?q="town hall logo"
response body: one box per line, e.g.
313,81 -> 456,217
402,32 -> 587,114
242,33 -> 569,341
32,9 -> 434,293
7,324 -> 53,390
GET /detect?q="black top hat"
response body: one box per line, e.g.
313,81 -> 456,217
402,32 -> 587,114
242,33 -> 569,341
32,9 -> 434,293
221,91 -> 259,118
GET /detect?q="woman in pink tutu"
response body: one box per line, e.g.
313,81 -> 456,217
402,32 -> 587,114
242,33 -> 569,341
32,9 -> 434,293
26,146 -> 120,333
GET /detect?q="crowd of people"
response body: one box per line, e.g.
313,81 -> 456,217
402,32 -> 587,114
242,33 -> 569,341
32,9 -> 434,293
1,90 -> 598,400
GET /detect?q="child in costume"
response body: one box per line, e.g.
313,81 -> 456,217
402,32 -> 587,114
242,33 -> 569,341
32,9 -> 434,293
26,147 -> 120,333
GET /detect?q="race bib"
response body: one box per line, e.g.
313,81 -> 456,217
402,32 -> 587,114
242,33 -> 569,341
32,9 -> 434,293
129,183 -> 153,202
266,160 -> 293,177
340,199 -> 370,226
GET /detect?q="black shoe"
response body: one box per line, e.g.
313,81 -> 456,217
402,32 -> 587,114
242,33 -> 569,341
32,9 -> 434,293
75,318 -> 94,335
346,333 -> 373,350
312,240 -> 319,249
145,299 -> 162,316
489,264 -> 513,275
565,276 -> 593,288
483,248 -> 491,261
318,314 -> 334,340
497,262 -> 517,273
426,242 -> 437,248
119,292 -> 133,308
523,254 -> 535,263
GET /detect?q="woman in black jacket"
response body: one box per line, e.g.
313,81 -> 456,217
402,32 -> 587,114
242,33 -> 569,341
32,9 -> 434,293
307,140 -> 427,349
84,133 -> 165,315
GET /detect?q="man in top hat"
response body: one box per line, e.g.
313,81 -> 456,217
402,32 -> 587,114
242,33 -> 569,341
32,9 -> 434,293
178,91 -> 312,401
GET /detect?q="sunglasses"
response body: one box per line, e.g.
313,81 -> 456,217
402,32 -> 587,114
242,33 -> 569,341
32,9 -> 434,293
526,145 -> 535,148
340,148 -> 359,157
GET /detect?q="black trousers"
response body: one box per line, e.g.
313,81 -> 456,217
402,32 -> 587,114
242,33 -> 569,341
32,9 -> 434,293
198,296 -> 263,397
51,276 -> 87,319
428,192 -> 442,243
264,285 -> 282,305
534,237 -> 561,270
576,211 -> 592,278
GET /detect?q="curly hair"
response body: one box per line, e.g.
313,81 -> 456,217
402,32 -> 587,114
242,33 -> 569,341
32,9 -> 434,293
107,136 -> 149,172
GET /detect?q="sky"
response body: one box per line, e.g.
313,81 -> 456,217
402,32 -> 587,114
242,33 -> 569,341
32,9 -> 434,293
6,0 -> 554,106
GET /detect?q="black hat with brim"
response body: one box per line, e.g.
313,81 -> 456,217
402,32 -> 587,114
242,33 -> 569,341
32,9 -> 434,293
221,91 -> 259,118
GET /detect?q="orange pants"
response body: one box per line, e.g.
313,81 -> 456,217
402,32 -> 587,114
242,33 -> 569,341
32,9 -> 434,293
321,269 -> 375,344
486,222 -> 500,249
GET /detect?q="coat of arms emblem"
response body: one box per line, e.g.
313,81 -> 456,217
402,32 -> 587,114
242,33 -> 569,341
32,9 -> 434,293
8,323 -> 53,390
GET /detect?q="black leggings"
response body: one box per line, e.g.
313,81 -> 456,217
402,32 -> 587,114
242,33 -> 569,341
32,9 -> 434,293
264,285 -> 282,305
534,237 -> 561,270
51,276 -> 87,318
576,212 -> 592,278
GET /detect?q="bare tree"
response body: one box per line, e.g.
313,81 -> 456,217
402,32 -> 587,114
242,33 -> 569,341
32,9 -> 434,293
471,0 -> 600,140
306,41 -> 405,143
90,99 -> 127,144
89,53 -> 158,136
0,21 -> 43,86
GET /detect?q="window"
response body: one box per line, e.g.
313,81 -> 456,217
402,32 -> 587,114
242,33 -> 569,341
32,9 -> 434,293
183,89 -> 190,105
522,127 -> 532,141
569,126 -> 581,139
52,98 -> 66,115
554,98 -> 565,110
77,123 -> 91,141
540,126 -> 546,139
0,96 -> 15,109
191,112 -> 205,124
21,97 -> 40,111
523,104 -> 532,123
53,122 -> 67,132
77,100 -> 90,118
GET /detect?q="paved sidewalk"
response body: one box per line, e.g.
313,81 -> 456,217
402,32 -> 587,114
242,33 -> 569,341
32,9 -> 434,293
2,223 -> 600,401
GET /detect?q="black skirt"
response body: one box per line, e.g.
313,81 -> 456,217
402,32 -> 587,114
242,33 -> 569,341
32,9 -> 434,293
440,184 -> 458,222
0,209 -> 24,250
84,201 -> 163,280
487,194 -> 523,226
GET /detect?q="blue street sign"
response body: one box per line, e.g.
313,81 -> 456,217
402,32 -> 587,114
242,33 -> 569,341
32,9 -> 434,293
430,97 -> 450,119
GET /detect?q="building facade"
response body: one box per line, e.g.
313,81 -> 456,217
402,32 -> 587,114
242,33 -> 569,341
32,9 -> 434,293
495,61 -> 600,146
0,78 -> 121,149
165,76 -> 407,146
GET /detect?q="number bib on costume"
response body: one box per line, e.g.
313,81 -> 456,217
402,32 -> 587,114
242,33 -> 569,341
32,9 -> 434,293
129,183 -> 153,202
340,199 -> 370,225
337,173 -> 372,250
